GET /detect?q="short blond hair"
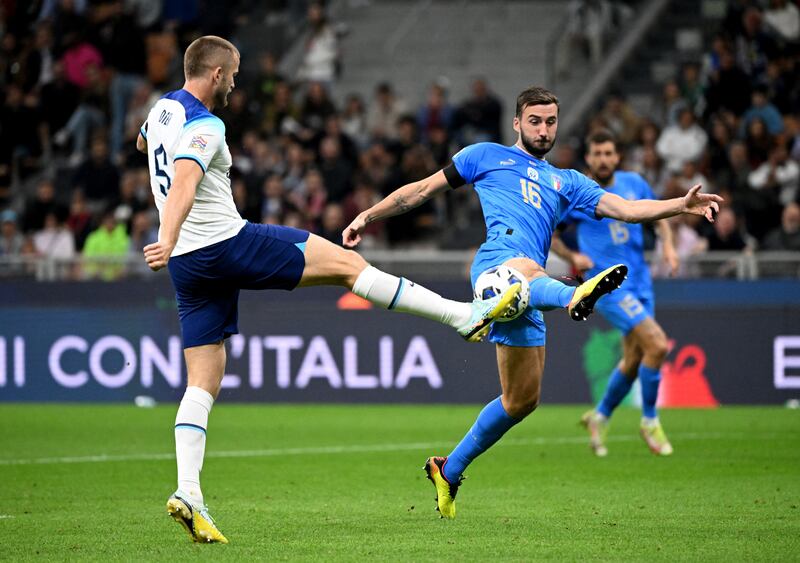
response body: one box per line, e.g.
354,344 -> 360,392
184,35 -> 239,79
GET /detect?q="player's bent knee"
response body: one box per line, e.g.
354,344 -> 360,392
645,334 -> 669,363
504,393 -> 540,419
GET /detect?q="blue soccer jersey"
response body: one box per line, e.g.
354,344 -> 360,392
454,142 -> 607,347
567,170 -> 655,296
453,143 -> 606,267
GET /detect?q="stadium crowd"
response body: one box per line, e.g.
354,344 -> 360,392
0,0 -> 798,281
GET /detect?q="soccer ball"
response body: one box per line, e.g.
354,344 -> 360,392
473,265 -> 530,322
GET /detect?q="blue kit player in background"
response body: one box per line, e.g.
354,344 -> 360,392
552,130 -> 680,457
343,86 -> 721,519
137,36 -> 520,544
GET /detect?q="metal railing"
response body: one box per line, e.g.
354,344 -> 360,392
0,251 -> 798,282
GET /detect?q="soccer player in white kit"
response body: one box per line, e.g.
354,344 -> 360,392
136,36 -> 520,543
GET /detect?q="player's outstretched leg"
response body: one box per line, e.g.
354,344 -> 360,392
635,320 -> 673,456
299,234 -> 520,342
567,264 -> 628,321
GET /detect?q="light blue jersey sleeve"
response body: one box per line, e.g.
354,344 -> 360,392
451,143 -> 488,184
564,169 -> 606,219
636,174 -> 656,201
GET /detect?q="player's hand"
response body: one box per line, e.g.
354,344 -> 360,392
570,252 -> 594,272
663,245 -> 680,277
143,240 -> 175,271
342,213 -> 368,248
682,184 -> 722,222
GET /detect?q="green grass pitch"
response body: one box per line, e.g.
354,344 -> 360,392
1,404 -> 798,561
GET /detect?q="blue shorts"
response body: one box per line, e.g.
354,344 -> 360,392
471,238 -> 546,348
595,283 -> 655,335
168,222 -> 309,348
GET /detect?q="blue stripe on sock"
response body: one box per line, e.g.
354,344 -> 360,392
387,278 -> 406,310
175,423 -> 206,434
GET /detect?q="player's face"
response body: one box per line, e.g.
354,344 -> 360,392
585,141 -> 620,184
213,56 -> 239,108
514,103 -> 558,158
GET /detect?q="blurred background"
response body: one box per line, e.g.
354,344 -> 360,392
0,0 -> 798,405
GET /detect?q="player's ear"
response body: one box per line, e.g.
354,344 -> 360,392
512,116 -> 520,134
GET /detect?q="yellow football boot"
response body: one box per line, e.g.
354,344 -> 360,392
568,264 -> 627,321
424,456 -> 463,519
167,493 -> 229,544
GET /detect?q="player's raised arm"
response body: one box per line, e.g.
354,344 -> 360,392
595,184 -> 722,224
143,160 -> 204,271
342,169 -> 451,248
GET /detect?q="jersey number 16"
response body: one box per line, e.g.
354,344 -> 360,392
519,179 -> 542,209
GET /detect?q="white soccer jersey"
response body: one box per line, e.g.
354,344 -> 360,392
141,89 -> 245,256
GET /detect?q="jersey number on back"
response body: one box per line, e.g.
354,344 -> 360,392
609,221 -> 630,245
154,144 -> 172,196
519,179 -> 542,209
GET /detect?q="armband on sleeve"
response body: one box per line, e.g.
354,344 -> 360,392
443,163 -> 466,189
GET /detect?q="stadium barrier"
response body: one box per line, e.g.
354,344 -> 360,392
1,278 -> 798,405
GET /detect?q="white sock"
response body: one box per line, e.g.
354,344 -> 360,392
352,265 -> 471,327
175,386 -> 214,505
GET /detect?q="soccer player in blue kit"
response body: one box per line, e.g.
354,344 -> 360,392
552,130 -> 680,457
138,36 -> 520,543
343,87 -> 721,519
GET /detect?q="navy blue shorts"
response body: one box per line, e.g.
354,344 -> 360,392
168,222 -> 309,348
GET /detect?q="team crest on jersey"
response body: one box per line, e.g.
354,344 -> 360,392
527,167 -> 538,181
551,174 -> 562,191
189,135 -> 208,150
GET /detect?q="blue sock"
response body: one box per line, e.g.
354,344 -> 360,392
638,364 -> 661,419
528,277 -> 574,311
597,368 -> 634,418
443,397 -> 519,482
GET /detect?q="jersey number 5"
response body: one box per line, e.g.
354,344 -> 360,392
154,144 -> 172,196
519,179 -> 542,209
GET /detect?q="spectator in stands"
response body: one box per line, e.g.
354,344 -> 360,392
656,107 -> 708,172
625,120 -> 659,169
749,142 -> 800,206
341,94 -> 369,149
735,6 -> 776,79
417,83 -> 454,144
762,202 -> 800,251
324,114 -> 359,169
22,178 -> 65,233
318,135 -> 353,203
366,82 -> 408,141
216,89 -> 252,148
705,207 -> 749,251
73,137 -> 120,207
744,116 -> 774,167
764,0 -> 800,42
319,202 -> 346,243
260,174 -> 287,223
653,80 -> 688,128
127,209 -> 159,276
705,48 -> 752,117
261,81 -> 300,137
453,78 -> 502,145
251,52 -> 284,110
298,168 -> 328,231
296,1 -> 339,89
39,61 -> 80,148
679,62 -> 706,117
81,207 -> 130,281
676,160 -> 712,194
0,84 -> 44,177
54,62 -> 108,166
66,190 -> 92,250
556,0 -> 614,78
740,86 -> 785,137
343,176 -> 383,247
300,80 -> 336,133
598,91 -> 640,146
0,209 -> 24,258
32,209 -> 76,280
